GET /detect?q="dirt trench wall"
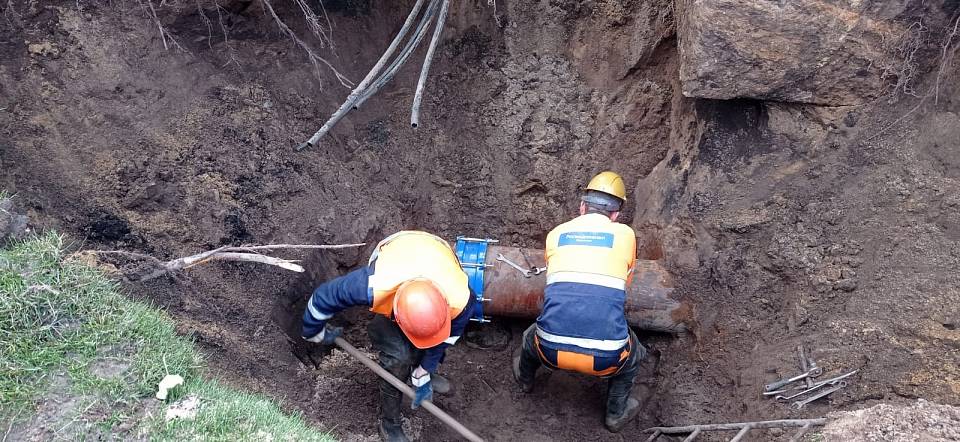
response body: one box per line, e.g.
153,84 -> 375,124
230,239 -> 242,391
3,0 -> 960,439
1,0 -> 684,439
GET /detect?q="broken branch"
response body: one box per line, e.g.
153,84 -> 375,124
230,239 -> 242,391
89,242 -> 366,282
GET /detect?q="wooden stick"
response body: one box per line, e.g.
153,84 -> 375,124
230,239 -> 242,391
729,424 -> 752,442
788,422 -> 814,442
333,337 -> 485,442
682,428 -> 701,442
643,418 -> 827,434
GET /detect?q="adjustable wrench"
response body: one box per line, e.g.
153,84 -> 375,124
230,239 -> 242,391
791,381 -> 847,409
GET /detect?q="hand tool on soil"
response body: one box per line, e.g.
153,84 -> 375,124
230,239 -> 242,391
333,336 -> 485,442
764,366 -> 823,392
791,381 -> 847,409
774,380 -> 841,401
772,370 -> 859,400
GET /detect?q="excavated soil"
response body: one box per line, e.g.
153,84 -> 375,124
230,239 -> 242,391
2,0 -> 959,441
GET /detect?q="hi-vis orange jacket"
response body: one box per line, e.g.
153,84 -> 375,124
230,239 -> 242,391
366,231 -> 471,317
536,213 -> 636,359
301,231 -> 473,373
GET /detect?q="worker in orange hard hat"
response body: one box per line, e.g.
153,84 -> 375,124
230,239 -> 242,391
513,171 -> 649,432
300,231 -> 474,442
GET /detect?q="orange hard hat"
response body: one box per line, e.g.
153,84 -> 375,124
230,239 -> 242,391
393,278 -> 451,349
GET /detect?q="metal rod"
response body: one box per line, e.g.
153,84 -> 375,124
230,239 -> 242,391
729,424 -> 752,442
682,428 -> 702,442
643,418 -> 827,434
333,337 -> 485,442
297,0 -> 427,150
644,430 -> 662,442
788,422 -> 813,442
354,0 -> 440,109
410,0 -> 450,127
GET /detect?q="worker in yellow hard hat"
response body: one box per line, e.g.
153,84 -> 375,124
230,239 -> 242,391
300,231 -> 474,442
512,171 -> 648,432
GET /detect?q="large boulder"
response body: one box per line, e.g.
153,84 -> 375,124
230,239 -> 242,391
675,0 -> 918,105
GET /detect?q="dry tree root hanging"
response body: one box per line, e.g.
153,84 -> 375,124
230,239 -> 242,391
87,243 -> 365,282
261,0 -> 352,87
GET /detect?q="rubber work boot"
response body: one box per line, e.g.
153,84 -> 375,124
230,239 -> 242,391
604,397 -> 640,433
431,373 -> 452,395
512,354 -> 534,393
378,420 -> 410,442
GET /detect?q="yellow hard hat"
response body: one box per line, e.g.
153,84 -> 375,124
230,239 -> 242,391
586,171 -> 627,202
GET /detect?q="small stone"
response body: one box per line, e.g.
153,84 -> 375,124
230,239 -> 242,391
823,266 -> 843,282
834,278 -> 858,292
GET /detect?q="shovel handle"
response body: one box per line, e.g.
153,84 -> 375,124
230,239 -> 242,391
333,337 -> 485,442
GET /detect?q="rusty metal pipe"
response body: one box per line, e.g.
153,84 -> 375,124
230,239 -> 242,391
481,245 -> 690,333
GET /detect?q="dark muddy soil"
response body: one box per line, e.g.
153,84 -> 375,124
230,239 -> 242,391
2,0 -> 959,441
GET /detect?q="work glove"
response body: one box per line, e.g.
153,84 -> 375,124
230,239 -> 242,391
411,366 -> 432,409
290,325 -> 342,369
305,324 -> 343,346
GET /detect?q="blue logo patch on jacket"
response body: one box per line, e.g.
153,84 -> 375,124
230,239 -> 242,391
557,232 -> 614,248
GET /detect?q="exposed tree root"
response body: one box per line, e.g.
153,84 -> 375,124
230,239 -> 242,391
89,242 -> 365,282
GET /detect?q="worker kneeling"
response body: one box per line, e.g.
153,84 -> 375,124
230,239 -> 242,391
513,171 -> 647,432
301,230 -> 474,442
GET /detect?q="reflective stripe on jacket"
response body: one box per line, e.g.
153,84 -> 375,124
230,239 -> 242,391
537,213 -> 637,358
366,230 -> 470,319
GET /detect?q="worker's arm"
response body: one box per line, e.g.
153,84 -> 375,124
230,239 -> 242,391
301,266 -> 373,342
417,292 -> 477,374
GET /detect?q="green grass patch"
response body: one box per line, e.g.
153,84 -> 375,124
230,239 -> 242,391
0,233 -> 331,440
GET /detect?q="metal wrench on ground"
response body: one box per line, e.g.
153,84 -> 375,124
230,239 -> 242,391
763,370 -> 859,396
792,381 -> 847,409
764,366 -> 824,392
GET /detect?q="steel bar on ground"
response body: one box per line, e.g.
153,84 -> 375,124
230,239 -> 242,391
297,0 -> 427,150
682,428 -> 702,441
788,422 -> 814,442
333,337 -> 485,442
643,418 -> 827,434
644,430 -> 662,442
729,424 -> 752,442
353,0 -> 440,109
410,0 -> 450,127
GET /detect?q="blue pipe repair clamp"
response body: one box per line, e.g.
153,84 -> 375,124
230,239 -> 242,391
454,236 -> 498,323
